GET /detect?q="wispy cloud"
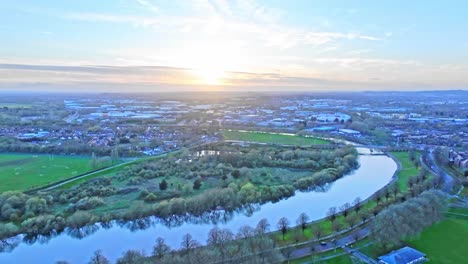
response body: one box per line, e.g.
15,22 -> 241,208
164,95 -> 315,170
135,0 -> 159,13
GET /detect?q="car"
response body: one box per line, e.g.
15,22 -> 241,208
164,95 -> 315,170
320,241 -> 327,246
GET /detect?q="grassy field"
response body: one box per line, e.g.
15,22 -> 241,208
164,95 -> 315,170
407,218 -> 468,263
0,153 -> 105,192
222,130 -> 329,145
320,255 -> 352,264
389,151 -> 421,192
359,216 -> 468,263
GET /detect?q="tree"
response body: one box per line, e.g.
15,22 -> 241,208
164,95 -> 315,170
88,250 -> 110,264
359,210 -> 369,223
339,202 -> 351,219
111,148 -> 119,164
153,237 -> 171,259
277,217 -> 290,240
371,190 -> 447,250
25,197 -> 47,215
181,233 -> 200,253
312,224 -> 324,241
374,190 -> 383,204
353,228 -> 361,243
236,225 -> 255,239
296,212 -> 310,234
256,218 -> 270,235
159,179 -> 168,191
90,152 -> 98,169
193,179 -> 202,190
116,250 -> 145,264
326,206 -> 338,224
352,197 -> 362,214
346,214 -> 358,228
232,169 -> 240,179
332,220 -> 342,234
207,227 -> 234,261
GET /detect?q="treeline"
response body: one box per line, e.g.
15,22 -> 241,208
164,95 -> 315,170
0,138 -> 135,157
371,189 -> 447,250
75,218 -> 284,264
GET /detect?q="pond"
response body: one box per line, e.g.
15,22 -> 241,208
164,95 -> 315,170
0,150 -> 397,263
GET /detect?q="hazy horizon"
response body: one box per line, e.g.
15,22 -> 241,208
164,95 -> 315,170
1,1 -> 468,92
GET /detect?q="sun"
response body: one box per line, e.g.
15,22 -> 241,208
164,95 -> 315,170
194,67 -> 226,85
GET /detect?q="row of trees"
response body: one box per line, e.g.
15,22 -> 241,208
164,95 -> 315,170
84,218 -> 283,264
371,189 -> 447,250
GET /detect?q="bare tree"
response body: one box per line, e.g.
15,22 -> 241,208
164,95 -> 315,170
332,220 -> 342,234
326,206 -> 338,224
352,197 -> 362,213
116,250 -> 145,264
296,212 -> 310,234
181,233 -> 200,263
339,202 -> 351,219
346,214 -> 358,228
207,227 -> 234,262
88,250 -> 110,264
312,224 -> 324,241
256,218 -> 270,235
153,237 -> 171,259
277,217 -> 290,240
236,225 -> 255,239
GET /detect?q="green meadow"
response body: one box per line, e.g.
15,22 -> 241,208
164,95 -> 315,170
0,154 -> 101,192
222,130 -> 329,145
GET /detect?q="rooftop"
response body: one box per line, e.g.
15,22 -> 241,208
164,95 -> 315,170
378,246 -> 426,264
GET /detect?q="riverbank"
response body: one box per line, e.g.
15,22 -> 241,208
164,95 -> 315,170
0,146 -> 397,263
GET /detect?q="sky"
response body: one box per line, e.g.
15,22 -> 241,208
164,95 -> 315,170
1,0 -> 467,92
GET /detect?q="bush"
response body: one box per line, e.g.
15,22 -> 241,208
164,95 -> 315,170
66,211 -> 96,228
74,197 -> 105,210
193,179 -> 202,190
159,179 -> 168,191
144,193 -> 158,202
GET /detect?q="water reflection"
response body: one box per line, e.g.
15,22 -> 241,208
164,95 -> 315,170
0,152 -> 397,264
67,225 -> 99,239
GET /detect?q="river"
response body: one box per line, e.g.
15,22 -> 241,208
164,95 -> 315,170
0,150 -> 397,263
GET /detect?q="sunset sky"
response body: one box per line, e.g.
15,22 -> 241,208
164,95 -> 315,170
1,0 -> 467,92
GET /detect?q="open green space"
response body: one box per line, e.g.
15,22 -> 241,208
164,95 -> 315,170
406,218 -> 468,263
0,153 -> 108,192
222,130 -> 329,145
360,216 -> 468,263
320,255 -> 352,264
389,151 -> 421,192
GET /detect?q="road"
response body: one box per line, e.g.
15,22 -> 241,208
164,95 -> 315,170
289,227 -> 371,260
342,246 -> 379,264
422,151 -> 456,192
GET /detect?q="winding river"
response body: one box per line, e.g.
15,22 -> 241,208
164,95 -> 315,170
0,148 -> 397,263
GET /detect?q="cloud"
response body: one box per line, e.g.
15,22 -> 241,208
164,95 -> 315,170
63,0 -> 381,49
135,0 -> 159,13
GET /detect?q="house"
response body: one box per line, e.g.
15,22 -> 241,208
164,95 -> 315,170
378,247 -> 427,264
449,149 -> 468,175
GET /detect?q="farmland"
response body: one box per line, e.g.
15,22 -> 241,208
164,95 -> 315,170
0,154 -> 107,192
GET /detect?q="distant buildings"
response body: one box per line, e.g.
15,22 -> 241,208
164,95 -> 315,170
449,149 -> 468,175
338,128 -> 361,136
